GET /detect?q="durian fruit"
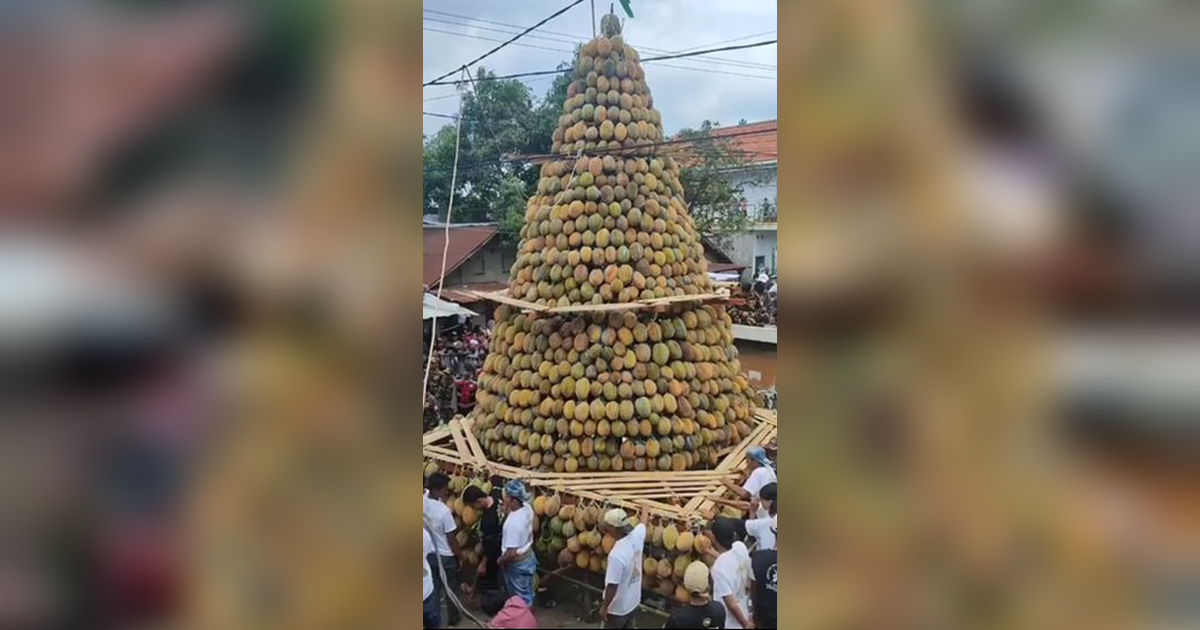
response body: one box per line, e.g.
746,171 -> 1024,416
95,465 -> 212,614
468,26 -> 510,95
676,530 -> 694,553
662,525 -> 679,551
470,12 -> 757,471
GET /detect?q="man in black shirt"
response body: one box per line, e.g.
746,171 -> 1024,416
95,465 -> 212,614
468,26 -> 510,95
664,560 -> 725,628
750,510 -> 777,629
461,482 -> 504,598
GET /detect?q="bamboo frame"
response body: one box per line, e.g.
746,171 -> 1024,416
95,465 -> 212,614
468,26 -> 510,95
424,408 -> 777,522
465,289 -> 732,315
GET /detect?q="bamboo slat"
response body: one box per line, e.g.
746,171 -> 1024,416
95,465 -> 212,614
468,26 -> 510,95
424,408 -> 777,519
470,289 -> 730,315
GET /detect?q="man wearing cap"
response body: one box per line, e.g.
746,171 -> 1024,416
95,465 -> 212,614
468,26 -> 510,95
722,447 -> 777,520
664,561 -> 726,628
498,480 -> 538,607
599,505 -> 650,628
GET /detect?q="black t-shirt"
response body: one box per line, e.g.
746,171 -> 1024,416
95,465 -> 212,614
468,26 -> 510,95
664,601 -> 725,629
478,489 -> 504,588
752,549 -> 777,628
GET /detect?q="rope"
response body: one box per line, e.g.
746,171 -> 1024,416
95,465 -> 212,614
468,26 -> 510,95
424,517 -> 487,628
422,67 -> 468,414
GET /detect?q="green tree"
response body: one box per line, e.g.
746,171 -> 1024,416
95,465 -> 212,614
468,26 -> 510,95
674,120 -> 771,245
423,61 -> 574,244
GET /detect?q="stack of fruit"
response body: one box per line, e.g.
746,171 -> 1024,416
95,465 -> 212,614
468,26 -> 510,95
425,466 -> 743,605
473,14 -> 758,471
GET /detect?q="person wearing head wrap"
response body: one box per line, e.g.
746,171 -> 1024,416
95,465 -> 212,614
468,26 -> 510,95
598,505 -> 649,628
722,446 -> 777,519
498,480 -> 537,606
664,561 -> 727,628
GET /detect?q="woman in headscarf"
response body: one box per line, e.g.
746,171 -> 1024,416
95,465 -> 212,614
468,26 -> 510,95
498,480 -> 537,606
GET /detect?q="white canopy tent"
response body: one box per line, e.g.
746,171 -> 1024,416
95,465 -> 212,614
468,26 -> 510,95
423,292 -> 477,320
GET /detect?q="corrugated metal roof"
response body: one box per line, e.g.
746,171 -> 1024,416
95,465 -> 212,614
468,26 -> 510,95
423,225 -> 499,288
440,282 -> 510,304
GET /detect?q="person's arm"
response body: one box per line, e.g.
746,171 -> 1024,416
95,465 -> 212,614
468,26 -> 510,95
600,583 -> 619,622
721,479 -> 751,499
443,511 -> 461,561
600,554 -> 623,622
447,529 -> 461,562
499,547 -> 517,566
722,595 -> 753,629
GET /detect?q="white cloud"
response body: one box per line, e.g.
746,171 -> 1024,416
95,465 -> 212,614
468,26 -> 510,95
422,0 -> 777,137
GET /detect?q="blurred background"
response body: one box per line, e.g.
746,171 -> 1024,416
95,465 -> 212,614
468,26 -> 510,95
6,0 -> 1200,627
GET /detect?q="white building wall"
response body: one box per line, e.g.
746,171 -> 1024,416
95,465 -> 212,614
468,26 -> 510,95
726,164 -> 778,221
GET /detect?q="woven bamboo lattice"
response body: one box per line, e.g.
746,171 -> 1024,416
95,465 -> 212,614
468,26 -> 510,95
422,408 -> 776,524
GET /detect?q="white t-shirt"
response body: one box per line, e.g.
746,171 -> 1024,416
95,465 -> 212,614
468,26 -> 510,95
502,504 -> 534,556
422,495 -> 457,557
712,542 -> 752,629
742,466 -> 777,519
423,529 -> 435,600
746,516 -> 776,551
603,524 -> 646,616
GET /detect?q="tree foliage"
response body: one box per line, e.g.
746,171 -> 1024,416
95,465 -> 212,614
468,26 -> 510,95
423,62 -> 572,244
674,120 -> 771,244
423,70 -> 766,252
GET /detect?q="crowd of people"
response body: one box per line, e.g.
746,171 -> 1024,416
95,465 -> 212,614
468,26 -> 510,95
423,442 -> 778,629
423,319 -> 491,432
729,272 -> 778,327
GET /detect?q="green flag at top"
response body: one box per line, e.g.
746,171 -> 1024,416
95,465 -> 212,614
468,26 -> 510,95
617,0 -> 633,18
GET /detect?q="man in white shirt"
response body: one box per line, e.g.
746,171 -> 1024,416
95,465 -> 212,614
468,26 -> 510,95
710,519 -> 754,629
744,491 -> 777,552
722,447 -> 777,519
423,528 -> 440,628
423,473 -> 462,626
498,480 -> 538,606
599,505 -> 650,628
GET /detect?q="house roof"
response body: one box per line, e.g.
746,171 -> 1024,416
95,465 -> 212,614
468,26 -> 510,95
708,261 -> 747,273
423,225 -> 499,288
708,120 -> 777,164
701,236 -> 736,264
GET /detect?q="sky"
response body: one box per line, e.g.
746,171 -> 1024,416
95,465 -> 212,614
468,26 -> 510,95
421,0 -> 777,138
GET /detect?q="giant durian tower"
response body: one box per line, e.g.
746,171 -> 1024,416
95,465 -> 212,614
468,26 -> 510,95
473,13 -> 758,472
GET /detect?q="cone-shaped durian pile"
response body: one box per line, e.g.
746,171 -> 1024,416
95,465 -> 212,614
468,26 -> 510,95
473,14 -> 758,472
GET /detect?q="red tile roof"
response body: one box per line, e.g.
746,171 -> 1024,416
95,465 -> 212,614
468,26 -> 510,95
423,225 -> 499,288
708,120 -> 777,164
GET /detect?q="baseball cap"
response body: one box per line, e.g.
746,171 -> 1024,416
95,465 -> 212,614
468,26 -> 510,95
683,561 -> 710,595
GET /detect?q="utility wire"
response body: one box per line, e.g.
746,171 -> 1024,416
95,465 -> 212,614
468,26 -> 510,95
422,9 -> 778,70
424,39 -> 777,86
422,126 -> 778,176
424,27 -> 775,80
423,111 -> 458,119
423,0 -> 588,87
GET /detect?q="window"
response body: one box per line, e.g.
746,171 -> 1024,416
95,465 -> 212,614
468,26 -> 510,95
755,256 -> 766,275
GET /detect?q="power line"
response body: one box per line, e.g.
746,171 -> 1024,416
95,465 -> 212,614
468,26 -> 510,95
424,93 -> 461,102
422,126 -> 778,176
424,27 -> 775,80
424,111 -> 459,119
422,0 -> 588,87
423,39 -> 778,86
421,11 -> 777,71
